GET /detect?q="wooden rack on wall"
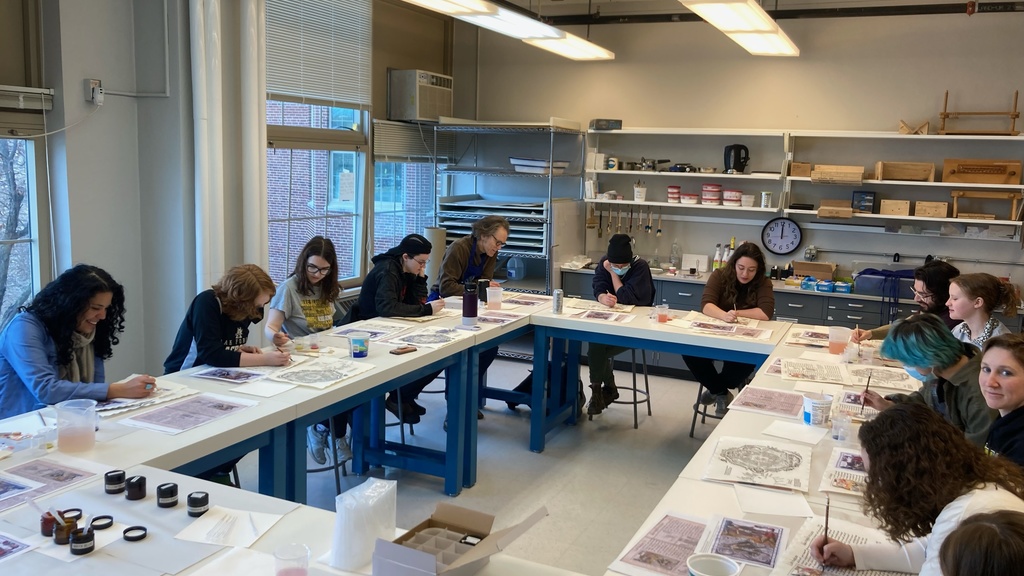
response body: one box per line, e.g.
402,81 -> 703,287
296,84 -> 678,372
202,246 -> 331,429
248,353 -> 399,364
939,90 -> 1020,136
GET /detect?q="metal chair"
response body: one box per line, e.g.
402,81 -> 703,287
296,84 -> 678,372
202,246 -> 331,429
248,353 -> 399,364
689,375 -> 751,438
591,349 -> 652,429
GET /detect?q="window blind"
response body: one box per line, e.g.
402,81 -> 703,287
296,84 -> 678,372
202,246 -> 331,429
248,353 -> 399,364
373,120 -> 455,163
266,0 -> 372,110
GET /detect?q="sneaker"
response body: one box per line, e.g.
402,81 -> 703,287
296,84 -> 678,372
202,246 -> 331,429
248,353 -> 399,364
409,399 -> 427,416
478,409 -> 484,420
587,384 -> 605,415
577,382 -> 586,419
714,392 -> 733,417
385,397 -> 421,424
306,424 -> 328,465
333,436 -> 353,464
699,390 -> 716,406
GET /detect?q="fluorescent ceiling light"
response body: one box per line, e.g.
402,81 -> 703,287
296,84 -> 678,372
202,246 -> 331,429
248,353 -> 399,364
682,0 -> 800,56
401,0 -> 495,15
396,0 -> 614,60
525,32 -> 615,61
683,0 -> 776,32
458,7 -> 564,40
726,30 -> 799,56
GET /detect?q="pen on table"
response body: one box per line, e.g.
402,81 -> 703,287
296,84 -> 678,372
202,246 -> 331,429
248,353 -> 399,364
861,372 -> 872,415
822,493 -> 831,566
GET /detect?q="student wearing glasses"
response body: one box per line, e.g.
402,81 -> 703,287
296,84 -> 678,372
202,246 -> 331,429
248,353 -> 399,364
430,215 -> 510,420
356,234 -> 445,422
852,260 -> 960,342
264,236 -> 348,465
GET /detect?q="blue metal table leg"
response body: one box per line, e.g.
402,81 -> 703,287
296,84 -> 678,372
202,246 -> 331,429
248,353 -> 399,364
459,350 -> 475,490
530,327 -> 551,453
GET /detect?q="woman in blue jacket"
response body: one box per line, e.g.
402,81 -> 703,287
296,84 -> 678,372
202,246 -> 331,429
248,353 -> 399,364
0,264 -> 155,419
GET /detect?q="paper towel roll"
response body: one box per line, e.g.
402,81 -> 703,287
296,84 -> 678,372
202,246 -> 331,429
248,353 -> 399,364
424,226 -> 447,292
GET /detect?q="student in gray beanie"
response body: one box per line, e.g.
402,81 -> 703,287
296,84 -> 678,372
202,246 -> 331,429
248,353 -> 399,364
586,234 -> 655,416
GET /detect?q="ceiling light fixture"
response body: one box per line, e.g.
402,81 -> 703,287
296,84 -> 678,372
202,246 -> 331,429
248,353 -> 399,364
681,0 -> 799,56
397,0 -> 614,60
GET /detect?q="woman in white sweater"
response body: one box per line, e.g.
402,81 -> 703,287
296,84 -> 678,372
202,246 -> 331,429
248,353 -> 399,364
811,402 -> 1024,575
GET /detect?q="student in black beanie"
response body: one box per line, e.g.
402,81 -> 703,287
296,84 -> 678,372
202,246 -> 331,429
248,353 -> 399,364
354,234 -> 445,422
586,234 -> 655,416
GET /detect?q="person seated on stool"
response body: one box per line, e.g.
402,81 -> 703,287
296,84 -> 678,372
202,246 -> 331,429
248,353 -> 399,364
586,233 -> 655,416
164,264 -> 290,484
940,510 -> 1024,576
947,273 -> 1020,348
686,242 -> 774,416
811,402 -> 1024,574
864,313 -> 996,447
852,259 -> 960,343
429,215 -> 509,421
0,264 -> 156,419
979,334 -> 1024,469
354,234 -> 445,424
264,236 -> 348,466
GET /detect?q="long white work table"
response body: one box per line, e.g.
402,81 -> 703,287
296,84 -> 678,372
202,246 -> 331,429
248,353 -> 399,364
0,461 -> 587,576
604,324 -> 875,576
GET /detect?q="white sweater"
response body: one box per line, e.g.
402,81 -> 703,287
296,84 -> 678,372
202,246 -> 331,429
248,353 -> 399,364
851,484 -> 1024,575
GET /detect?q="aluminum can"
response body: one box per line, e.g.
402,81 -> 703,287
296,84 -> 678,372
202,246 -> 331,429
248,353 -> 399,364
552,289 -> 564,314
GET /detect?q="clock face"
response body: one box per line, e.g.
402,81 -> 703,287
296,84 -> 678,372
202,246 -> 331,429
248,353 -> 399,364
761,218 -> 802,255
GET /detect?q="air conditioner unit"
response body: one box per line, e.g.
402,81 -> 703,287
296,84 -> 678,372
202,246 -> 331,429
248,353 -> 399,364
388,70 -> 453,123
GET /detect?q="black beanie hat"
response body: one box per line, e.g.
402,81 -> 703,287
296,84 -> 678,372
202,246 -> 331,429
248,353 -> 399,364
387,233 -> 432,258
607,234 -> 633,264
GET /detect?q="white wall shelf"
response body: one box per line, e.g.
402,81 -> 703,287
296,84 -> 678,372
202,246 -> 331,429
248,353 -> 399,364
787,176 -> 1024,191
588,169 -> 783,181
585,198 -> 776,213
783,209 -> 1021,227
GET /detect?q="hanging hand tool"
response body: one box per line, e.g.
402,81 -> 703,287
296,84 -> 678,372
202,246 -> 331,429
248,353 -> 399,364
617,207 -> 622,233
628,207 -> 633,233
656,210 -> 663,237
585,204 -> 597,229
647,209 -> 653,234
606,206 -> 612,235
597,208 -> 603,238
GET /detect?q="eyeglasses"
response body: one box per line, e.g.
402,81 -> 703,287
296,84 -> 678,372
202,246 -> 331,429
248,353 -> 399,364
910,287 -> 934,299
412,257 -> 429,266
491,235 -> 508,248
306,263 -> 332,276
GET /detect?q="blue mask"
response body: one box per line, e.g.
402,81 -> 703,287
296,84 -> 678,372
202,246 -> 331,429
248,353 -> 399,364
612,265 -> 630,277
905,367 -> 930,382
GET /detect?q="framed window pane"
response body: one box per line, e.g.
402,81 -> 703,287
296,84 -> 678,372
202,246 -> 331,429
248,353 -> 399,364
267,100 -> 361,133
372,162 -> 437,254
0,138 -> 35,327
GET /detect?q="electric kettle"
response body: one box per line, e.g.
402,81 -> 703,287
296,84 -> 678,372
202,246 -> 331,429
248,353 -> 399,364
723,144 -> 750,174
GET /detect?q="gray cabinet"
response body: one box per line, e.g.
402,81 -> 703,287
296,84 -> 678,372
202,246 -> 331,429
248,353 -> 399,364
826,296 -> 884,328
774,291 -> 824,324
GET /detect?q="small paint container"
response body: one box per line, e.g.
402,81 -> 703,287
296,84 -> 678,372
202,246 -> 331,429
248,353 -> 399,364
70,528 -> 95,555
105,470 -> 127,494
188,491 -> 210,517
126,475 -> 146,500
157,482 -> 178,508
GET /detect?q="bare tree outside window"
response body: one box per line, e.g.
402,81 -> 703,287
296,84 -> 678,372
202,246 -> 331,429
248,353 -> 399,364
0,138 -> 34,327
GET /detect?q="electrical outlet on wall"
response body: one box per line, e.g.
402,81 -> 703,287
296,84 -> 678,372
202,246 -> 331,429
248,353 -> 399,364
83,79 -> 103,105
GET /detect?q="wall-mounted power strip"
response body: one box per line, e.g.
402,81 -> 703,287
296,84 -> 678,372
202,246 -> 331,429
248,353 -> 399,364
84,78 -> 104,105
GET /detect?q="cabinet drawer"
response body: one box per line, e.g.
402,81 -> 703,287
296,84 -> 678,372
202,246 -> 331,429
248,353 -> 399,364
775,292 -> 825,320
826,311 -> 881,326
560,271 -> 595,300
661,283 -> 703,310
828,297 -> 887,315
775,314 -> 820,326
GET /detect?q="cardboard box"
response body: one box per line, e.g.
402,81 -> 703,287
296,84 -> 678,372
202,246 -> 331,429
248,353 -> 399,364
943,159 -> 1023,185
879,199 -> 911,216
373,504 -> 547,576
875,161 -> 935,182
914,201 -> 948,218
789,162 -> 811,177
792,260 -> 837,280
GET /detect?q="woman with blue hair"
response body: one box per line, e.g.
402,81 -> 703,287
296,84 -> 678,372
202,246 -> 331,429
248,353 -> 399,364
864,313 -> 996,446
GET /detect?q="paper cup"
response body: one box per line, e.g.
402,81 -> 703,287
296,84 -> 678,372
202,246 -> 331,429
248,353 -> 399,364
634,187 -> 647,202
803,393 -> 833,426
347,332 -> 370,358
686,553 -> 740,576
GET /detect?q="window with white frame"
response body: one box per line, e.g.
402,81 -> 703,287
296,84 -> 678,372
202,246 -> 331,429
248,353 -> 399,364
0,138 -> 38,326
265,0 -> 371,287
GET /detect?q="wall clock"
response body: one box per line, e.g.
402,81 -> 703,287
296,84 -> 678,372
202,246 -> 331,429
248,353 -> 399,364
761,217 -> 802,255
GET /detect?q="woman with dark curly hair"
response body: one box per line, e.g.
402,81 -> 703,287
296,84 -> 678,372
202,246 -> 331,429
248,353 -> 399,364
939,510 -> 1024,576
0,264 -> 156,419
684,242 -> 775,415
164,264 -> 291,373
811,403 -> 1024,574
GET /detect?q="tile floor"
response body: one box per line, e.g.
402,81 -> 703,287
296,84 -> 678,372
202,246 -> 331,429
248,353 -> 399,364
239,358 -> 721,575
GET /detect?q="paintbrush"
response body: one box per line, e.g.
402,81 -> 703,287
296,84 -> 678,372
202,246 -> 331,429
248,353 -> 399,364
822,493 -> 831,567
861,371 -> 872,415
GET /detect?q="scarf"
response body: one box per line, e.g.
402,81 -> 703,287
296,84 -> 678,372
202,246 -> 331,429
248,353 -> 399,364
58,331 -> 96,383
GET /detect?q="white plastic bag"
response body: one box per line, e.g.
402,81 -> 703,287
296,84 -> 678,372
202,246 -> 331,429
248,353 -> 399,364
327,477 -> 397,570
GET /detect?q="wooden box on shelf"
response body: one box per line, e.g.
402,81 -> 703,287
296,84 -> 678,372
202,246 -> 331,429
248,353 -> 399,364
914,201 -> 948,218
957,212 -> 996,220
942,159 -> 1023,185
817,199 -> 853,219
875,161 -> 935,182
950,190 -> 1023,219
811,164 -> 864,185
789,162 -> 811,177
879,199 -> 911,216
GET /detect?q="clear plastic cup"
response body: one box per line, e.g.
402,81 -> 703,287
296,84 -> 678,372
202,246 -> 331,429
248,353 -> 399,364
55,399 -> 96,453
655,304 -> 670,323
828,326 -> 852,356
486,287 -> 502,310
274,543 -> 310,576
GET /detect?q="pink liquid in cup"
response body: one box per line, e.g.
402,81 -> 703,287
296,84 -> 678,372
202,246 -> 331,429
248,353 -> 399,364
828,341 -> 848,355
58,426 -> 96,452
276,569 -> 308,576
657,312 -> 669,323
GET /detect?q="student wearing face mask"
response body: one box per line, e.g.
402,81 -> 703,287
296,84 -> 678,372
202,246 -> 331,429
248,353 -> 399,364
864,313 -> 996,447
585,234 -> 655,416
